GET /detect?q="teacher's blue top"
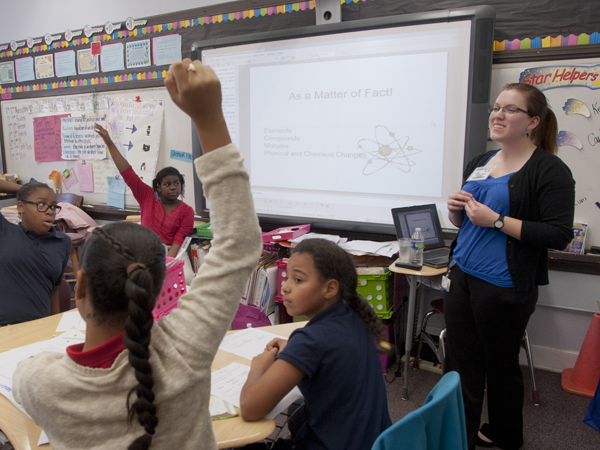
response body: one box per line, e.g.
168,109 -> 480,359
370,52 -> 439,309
453,168 -> 513,288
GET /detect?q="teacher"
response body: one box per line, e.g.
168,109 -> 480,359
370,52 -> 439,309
444,83 -> 575,450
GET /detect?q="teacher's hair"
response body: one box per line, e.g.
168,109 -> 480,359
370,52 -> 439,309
292,239 -> 386,343
81,222 -> 165,450
503,83 -> 558,154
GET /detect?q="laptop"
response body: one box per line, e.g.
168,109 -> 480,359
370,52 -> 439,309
391,204 -> 450,268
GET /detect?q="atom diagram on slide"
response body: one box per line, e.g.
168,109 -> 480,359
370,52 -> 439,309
357,125 -> 422,176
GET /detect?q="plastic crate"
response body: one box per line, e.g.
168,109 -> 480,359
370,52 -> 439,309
275,294 -> 293,324
153,256 -> 187,321
276,258 -> 289,297
357,270 -> 394,319
195,222 -> 213,238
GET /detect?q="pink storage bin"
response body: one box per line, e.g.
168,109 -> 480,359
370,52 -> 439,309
153,256 -> 187,321
276,258 -> 289,297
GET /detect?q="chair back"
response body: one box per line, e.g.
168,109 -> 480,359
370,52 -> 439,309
371,371 -> 467,450
57,278 -> 73,312
56,193 -> 84,209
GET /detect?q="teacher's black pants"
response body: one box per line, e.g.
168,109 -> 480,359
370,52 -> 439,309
443,265 -> 537,450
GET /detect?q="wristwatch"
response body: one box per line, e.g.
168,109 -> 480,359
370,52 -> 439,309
494,215 -> 505,230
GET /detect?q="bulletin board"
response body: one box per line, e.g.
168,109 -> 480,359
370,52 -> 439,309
488,56 -> 600,248
0,87 -> 196,208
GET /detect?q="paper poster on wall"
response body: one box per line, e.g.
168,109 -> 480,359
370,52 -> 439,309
107,176 -> 126,208
101,43 -> 125,72
92,159 -> 113,193
78,161 -> 94,192
107,98 -> 164,187
34,54 -> 54,79
126,39 -> 151,68
4,104 -> 31,161
77,48 -> 99,74
153,34 -> 182,66
33,114 -> 71,161
0,61 -> 16,84
61,116 -> 107,160
54,51 -> 77,78
15,57 -> 35,82
61,167 -> 78,190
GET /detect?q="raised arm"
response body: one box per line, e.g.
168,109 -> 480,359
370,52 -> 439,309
0,179 -> 21,194
164,60 -> 232,154
94,123 -> 131,173
158,60 -> 262,366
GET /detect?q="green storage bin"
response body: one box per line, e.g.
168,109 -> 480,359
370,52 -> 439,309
357,270 -> 394,319
195,222 -> 213,238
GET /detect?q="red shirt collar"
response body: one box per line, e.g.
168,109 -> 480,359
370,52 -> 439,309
67,330 -> 127,368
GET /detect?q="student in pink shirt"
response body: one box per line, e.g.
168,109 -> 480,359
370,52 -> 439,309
94,123 -> 195,279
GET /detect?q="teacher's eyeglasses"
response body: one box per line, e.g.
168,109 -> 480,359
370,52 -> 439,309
488,105 -> 533,116
22,200 -> 62,214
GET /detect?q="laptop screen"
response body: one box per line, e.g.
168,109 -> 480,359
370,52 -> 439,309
391,204 -> 445,250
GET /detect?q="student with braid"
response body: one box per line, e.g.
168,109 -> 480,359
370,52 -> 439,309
12,59 -> 263,450
240,238 -> 392,450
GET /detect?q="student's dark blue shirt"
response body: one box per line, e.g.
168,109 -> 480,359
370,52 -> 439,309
277,301 -> 391,450
0,214 -> 71,325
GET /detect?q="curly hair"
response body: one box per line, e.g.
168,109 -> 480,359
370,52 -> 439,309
81,222 -> 165,450
291,239 -> 386,343
152,166 -> 185,199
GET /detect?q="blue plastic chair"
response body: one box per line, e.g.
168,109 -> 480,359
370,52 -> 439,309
371,371 -> 468,450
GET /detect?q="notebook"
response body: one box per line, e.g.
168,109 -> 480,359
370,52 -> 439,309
391,204 -> 450,268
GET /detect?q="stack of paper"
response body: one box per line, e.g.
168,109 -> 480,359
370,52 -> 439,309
289,232 -> 348,244
241,252 -> 278,316
339,240 -> 398,258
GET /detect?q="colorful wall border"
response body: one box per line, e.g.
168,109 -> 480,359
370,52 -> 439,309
1,70 -> 168,97
1,1 -> 375,59
494,32 -> 600,51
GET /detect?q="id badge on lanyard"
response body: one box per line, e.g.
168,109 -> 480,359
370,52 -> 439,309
466,165 -> 496,182
441,259 -> 456,292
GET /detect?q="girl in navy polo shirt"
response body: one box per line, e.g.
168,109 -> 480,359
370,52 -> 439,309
0,180 -> 71,325
240,239 -> 392,450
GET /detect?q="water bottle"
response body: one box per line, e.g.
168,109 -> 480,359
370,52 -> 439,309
410,228 -> 424,266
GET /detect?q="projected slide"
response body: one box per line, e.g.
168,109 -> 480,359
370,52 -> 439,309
247,52 -> 448,198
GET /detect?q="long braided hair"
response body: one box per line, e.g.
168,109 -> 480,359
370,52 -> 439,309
81,222 -> 165,450
292,239 -> 386,343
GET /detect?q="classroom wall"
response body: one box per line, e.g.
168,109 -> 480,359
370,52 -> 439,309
1,0 -> 598,371
0,0 -> 231,44
1,88 -> 196,208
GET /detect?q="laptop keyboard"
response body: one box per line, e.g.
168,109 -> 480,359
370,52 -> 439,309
425,248 -> 450,258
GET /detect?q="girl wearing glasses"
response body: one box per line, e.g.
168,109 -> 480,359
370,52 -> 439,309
445,83 -> 575,450
0,180 -> 71,325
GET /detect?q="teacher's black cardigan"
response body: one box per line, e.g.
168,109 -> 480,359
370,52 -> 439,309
451,147 -> 575,292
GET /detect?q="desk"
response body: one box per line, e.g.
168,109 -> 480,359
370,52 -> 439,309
0,314 -> 305,450
388,261 -> 446,400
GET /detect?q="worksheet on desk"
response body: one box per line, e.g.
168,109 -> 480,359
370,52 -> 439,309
211,362 -> 302,419
218,328 -> 287,360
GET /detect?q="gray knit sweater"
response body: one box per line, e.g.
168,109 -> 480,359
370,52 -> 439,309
13,144 -> 263,450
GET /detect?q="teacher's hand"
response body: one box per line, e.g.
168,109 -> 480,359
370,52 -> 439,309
465,197 -> 498,228
448,190 -> 473,212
